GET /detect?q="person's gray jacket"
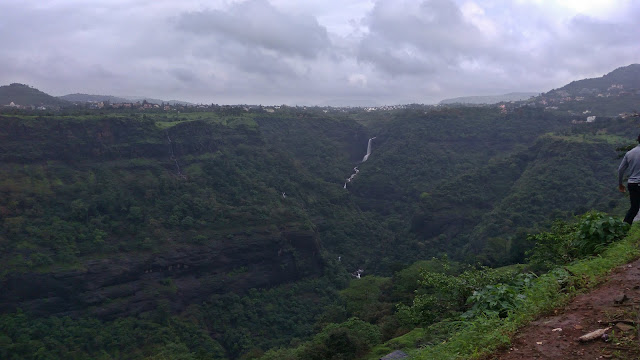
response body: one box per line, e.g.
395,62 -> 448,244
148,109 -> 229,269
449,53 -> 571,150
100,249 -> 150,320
618,145 -> 640,185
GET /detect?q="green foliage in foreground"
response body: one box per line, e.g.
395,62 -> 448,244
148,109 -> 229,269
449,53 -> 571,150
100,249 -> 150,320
527,211 -> 630,271
462,273 -> 534,319
253,212 -> 632,360
408,224 -> 640,360
358,213 -> 632,359
396,265 -> 520,325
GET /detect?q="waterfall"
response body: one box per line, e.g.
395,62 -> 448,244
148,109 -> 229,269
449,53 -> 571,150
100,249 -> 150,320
361,137 -> 376,162
344,167 -> 359,188
343,137 -> 375,188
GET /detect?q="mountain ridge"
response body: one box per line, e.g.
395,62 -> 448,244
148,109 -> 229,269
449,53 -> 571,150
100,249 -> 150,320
438,92 -> 539,105
0,83 -> 69,107
546,63 -> 640,97
58,93 -> 194,105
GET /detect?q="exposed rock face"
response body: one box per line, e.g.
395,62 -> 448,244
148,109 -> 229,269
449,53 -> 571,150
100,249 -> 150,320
0,230 -> 322,319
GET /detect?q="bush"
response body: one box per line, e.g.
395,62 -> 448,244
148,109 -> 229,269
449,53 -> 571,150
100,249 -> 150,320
574,211 -> 629,256
527,211 -> 629,271
526,220 -> 577,271
397,263 -> 519,325
462,273 -> 535,319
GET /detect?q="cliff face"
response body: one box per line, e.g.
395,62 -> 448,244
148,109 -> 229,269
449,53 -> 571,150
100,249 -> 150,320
0,115 -> 329,319
0,229 -> 322,319
0,116 -> 163,162
0,116 -> 264,163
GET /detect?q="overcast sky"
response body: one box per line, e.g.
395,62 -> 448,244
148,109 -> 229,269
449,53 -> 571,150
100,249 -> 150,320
1,0 -> 638,105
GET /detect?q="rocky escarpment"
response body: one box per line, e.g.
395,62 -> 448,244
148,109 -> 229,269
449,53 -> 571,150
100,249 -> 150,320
0,229 -> 322,319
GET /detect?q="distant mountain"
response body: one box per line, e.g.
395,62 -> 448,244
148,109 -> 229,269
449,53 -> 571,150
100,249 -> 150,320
58,93 -> 131,104
124,97 -> 194,106
531,64 -> 640,117
319,98 -> 379,107
545,63 -> 640,97
59,93 -> 194,106
0,83 -> 68,107
438,92 -> 539,105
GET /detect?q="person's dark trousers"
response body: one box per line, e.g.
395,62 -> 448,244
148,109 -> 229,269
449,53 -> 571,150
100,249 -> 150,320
624,183 -> 640,224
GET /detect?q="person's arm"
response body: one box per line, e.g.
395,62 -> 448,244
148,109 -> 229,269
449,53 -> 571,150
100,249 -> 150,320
619,155 -> 629,192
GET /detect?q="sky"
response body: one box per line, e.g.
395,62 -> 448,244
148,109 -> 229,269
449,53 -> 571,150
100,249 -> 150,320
1,0 -> 638,106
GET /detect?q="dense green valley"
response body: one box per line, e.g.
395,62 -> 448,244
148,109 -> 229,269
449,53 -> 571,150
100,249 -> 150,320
1,65 -> 640,360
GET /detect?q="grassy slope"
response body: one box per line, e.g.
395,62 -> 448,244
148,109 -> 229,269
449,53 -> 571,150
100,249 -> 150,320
366,225 -> 640,360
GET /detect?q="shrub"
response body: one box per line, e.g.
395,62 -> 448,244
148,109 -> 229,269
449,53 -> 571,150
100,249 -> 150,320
462,273 -> 535,319
526,220 -> 577,271
527,211 -> 629,271
398,264 -> 519,325
574,211 -> 629,256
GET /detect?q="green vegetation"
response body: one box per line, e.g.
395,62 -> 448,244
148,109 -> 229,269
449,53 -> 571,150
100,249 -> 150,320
409,224 -> 640,360
248,212 -> 633,360
396,264 -> 520,325
260,317 -> 382,360
0,310 -> 226,360
534,64 -> 640,117
527,211 -> 630,271
0,90 -> 639,359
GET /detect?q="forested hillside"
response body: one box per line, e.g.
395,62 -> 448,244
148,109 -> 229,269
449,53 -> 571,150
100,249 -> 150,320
1,69 -> 639,359
0,83 -> 68,107
555,64 -> 640,96
532,64 -> 640,117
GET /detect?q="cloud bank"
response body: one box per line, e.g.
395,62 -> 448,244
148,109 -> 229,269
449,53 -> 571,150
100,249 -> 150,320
1,0 -> 638,105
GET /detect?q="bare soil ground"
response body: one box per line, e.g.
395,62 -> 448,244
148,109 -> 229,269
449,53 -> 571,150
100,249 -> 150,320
490,258 -> 640,360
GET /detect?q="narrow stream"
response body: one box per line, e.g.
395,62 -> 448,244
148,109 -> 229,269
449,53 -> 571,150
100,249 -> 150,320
166,131 -> 186,179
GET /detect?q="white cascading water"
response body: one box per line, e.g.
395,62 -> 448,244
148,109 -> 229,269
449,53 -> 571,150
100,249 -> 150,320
344,137 -> 375,188
361,137 -> 376,162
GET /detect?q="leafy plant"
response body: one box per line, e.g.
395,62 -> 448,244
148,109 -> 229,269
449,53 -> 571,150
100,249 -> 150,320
412,224 -> 640,360
527,211 -> 629,271
526,220 -> 578,271
398,263 -> 520,325
574,211 -> 629,257
462,273 -> 535,319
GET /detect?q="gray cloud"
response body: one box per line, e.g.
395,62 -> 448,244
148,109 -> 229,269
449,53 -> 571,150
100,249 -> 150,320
353,0 -> 640,101
169,68 -> 200,84
176,0 -> 330,59
0,0 -> 638,105
357,0 -> 490,76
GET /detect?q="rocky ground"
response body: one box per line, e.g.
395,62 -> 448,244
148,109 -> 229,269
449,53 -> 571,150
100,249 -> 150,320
490,258 -> 640,360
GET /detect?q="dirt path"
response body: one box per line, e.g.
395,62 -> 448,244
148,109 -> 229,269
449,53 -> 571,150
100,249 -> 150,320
490,258 -> 640,360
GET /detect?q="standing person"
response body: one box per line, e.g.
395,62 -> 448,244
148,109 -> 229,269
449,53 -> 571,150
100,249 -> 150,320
618,134 -> 640,224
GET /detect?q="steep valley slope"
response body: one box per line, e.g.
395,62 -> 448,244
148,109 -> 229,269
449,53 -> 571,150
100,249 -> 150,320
0,92 -> 638,358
